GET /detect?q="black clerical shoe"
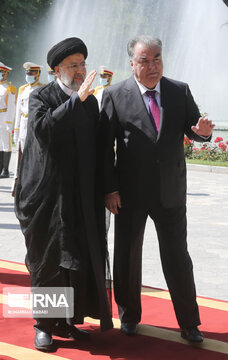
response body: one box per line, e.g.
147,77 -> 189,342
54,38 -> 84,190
121,322 -> 137,336
52,323 -> 90,340
34,329 -> 53,351
181,326 -> 204,343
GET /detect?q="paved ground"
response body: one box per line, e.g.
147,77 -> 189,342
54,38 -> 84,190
1,150 -> 228,301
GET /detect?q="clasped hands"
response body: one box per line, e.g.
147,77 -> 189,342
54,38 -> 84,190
191,116 -> 215,137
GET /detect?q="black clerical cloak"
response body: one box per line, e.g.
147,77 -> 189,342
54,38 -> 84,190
15,81 -> 113,331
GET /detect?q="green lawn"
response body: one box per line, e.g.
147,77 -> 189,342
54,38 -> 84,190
186,159 -> 228,167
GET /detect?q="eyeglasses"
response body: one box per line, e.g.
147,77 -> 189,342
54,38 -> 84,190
60,62 -> 87,71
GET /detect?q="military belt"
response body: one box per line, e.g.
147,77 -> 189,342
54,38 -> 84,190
0,108 -> 7,113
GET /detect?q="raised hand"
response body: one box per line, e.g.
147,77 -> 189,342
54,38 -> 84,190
191,117 -> 215,137
78,70 -> 97,102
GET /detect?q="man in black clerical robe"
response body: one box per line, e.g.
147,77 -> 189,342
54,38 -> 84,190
14,37 -> 113,352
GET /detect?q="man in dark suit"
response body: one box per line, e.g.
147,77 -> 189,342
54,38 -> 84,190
101,35 -> 214,342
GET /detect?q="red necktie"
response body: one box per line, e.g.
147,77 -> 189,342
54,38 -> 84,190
146,90 -> 160,132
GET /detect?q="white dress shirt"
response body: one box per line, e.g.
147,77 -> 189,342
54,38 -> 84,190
134,77 -> 161,112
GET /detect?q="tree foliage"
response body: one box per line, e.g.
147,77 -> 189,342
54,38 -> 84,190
0,0 -> 53,85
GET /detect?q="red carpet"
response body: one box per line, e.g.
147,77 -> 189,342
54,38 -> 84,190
0,259 -> 228,360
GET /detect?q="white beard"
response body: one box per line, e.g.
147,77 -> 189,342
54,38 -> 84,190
60,70 -> 84,91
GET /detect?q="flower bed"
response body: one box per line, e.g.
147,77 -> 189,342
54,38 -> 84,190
184,136 -> 228,162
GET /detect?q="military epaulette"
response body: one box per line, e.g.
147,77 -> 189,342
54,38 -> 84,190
31,81 -> 44,88
93,85 -> 103,96
18,83 -> 30,94
7,83 -> 17,95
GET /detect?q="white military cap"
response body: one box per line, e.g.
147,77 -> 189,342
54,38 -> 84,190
99,65 -> 113,76
0,62 -> 12,71
23,62 -> 43,71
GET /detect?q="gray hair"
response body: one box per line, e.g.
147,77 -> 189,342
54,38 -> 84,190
127,35 -> 162,59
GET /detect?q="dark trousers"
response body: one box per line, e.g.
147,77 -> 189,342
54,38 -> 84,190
114,198 -> 200,329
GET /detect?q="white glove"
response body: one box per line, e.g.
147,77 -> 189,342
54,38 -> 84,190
13,131 -> 19,146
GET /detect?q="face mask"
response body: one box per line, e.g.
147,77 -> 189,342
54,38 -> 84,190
0,73 -> 4,81
47,74 -> 55,83
99,77 -> 109,86
26,75 -> 36,84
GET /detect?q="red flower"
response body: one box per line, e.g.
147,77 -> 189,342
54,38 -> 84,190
226,141 -> 228,145
184,136 -> 193,145
214,137 -> 223,143
218,142 -> 227,151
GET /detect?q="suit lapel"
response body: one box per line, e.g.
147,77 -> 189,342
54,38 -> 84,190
156,106 -> 164,141
160,76 -> 168,110
124,76 -> 158,142
156,78 -> 167,141
159,77 -> 170,138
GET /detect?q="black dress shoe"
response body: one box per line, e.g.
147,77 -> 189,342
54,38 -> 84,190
181,327 -> 204,343
52,323 -> 90,340
121,322 -> 137,335
34,329 -> 53,351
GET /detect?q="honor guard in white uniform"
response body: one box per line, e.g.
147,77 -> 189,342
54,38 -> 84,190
47,65 -> 57,83
94,65 -> 113,109
13,62 -> 43,151
12,62 -> 43,195
0,62 -> 17,178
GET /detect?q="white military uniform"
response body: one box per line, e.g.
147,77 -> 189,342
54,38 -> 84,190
0,65 -> 16,152
94,85 -> 104,110
94,65 -> 113,110
12,62 -> 43,191
14,62 -> 43,152
14,81 -> 43,151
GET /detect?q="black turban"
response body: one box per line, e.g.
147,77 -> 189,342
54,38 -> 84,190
47,37 -> 88,69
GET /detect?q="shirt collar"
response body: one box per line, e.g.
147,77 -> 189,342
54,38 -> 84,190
57,78 -> 76,96
134,76 -> 161,96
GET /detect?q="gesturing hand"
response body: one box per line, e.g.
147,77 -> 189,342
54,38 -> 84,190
191,117 -> 215,137
78,70 -> 97,102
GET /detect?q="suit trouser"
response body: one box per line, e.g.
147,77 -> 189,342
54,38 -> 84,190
114,199 -> 200,329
